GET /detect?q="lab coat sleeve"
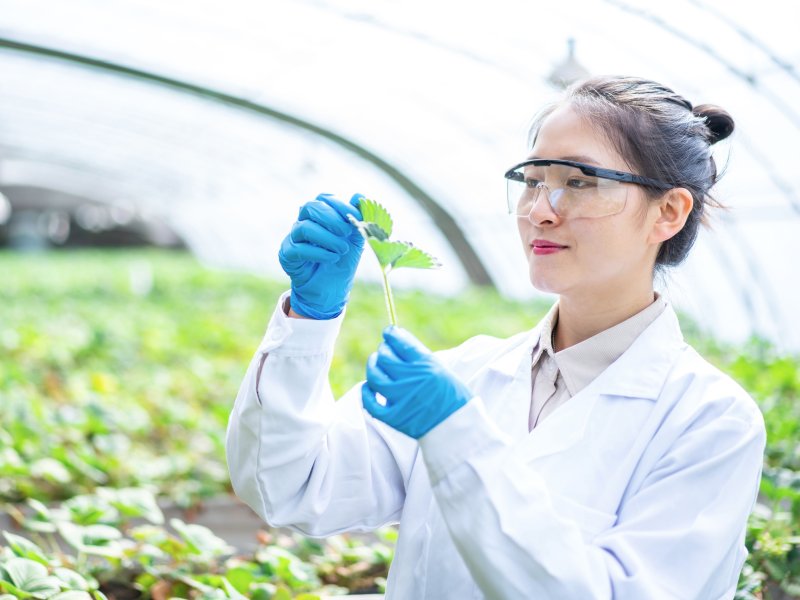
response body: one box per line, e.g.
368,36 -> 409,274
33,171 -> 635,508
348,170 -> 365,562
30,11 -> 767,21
226,291 -> 418,537
418,393 -> 766,600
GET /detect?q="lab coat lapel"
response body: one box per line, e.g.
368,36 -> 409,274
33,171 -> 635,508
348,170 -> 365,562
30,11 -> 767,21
500,303 -> 687,462
482,324 -> 543,438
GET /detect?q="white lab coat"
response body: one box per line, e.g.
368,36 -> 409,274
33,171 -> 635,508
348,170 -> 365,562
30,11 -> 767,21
226,291 -> 766,600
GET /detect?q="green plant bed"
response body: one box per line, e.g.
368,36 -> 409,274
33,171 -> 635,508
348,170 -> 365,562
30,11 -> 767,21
0,249 -> 542,507
0,487 -> 393,599
1,249 -> 799,598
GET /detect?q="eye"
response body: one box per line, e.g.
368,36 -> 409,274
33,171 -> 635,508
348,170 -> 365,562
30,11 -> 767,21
525,178 -> 542,189
566,177 -> 596,190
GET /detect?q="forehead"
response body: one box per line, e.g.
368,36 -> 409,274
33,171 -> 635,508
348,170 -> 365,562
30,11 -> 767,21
529,104 -> 627,170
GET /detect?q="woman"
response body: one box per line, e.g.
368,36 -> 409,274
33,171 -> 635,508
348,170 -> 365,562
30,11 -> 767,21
226,76 -> 766,599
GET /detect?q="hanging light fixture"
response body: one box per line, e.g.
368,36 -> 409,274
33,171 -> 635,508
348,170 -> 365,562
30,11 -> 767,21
548,38 -> 591,89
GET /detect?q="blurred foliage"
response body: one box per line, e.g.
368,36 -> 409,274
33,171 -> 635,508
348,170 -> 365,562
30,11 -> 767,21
1,249 -> 798,598
0,486 -> 391,599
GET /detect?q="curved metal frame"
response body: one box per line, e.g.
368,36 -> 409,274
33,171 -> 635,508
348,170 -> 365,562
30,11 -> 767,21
0,37 -> 493,286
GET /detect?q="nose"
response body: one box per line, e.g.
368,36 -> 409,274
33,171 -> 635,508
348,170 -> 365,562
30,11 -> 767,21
523,184 -> 562,225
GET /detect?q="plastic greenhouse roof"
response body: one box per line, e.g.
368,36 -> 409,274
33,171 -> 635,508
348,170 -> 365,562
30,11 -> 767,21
1,0 -> 799,351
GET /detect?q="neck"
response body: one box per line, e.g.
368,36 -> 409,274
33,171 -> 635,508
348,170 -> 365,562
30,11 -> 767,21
553,286 -> 656,352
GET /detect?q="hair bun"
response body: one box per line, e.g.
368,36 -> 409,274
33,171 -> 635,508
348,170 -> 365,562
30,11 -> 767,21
692,103 -> 735,144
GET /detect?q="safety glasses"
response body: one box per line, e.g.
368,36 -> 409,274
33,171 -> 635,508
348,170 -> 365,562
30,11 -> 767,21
504,158 -> 672,219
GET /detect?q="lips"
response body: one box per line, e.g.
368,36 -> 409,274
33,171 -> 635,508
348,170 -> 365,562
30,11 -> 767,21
531,239 -> 568,249
531,238 -> 568,256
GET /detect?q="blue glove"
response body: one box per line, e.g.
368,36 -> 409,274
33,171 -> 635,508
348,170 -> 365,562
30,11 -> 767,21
278,193 -> 364,319
362,326 -> 474,439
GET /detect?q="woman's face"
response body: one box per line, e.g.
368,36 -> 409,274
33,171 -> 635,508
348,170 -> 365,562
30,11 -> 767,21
518,103 -> 660,299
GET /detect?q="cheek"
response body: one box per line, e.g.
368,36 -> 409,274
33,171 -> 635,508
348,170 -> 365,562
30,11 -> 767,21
517,220 -> 530,253
572,223 -> 627,266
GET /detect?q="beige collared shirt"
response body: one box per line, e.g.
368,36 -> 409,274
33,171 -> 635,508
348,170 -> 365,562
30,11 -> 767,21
529,292 -> 667,431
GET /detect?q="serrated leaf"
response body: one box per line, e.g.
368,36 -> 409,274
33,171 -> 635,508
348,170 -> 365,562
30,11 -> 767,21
357,198 -> 393,238
392,244 -> 441,270
349,195 -> 442,325
347,216 -> 389,242
368,240 -> 410,269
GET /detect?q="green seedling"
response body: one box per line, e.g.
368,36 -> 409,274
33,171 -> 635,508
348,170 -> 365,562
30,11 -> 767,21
348,198 -> 440,325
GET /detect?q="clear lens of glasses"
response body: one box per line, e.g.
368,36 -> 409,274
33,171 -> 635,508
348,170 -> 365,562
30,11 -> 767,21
507,163 -> 630,219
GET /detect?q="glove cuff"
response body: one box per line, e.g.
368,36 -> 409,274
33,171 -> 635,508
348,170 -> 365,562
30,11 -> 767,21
289,291 -> 344,320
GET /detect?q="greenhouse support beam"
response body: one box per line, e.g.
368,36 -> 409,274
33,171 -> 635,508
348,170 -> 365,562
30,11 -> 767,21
0,37 -> 493,287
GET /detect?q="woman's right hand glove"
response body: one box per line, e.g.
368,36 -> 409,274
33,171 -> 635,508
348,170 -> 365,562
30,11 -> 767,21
278,193 -> 365,319
361,326 -> 473,439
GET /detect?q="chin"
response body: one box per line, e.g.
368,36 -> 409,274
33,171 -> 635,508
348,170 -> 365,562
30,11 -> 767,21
528,270 -> 564,294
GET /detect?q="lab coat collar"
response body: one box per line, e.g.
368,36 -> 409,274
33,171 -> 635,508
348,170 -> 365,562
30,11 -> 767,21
488,300 -> 686,401
488,301 -> 687,463
486,320 -> 546,379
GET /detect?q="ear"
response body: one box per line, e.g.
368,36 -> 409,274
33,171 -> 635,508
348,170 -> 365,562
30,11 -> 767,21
648,187 -> 693,245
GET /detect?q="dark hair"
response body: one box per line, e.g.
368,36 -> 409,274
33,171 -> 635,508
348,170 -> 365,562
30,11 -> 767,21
527,75 -> 734,272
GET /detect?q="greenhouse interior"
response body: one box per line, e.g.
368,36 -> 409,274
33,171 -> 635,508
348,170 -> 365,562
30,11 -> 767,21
1,0 -> 799,598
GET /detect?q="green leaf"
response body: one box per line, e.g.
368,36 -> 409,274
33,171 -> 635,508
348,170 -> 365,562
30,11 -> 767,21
169,519 -> 233,558
2,558 -> 48,588
392,244 -> 441,269
1,558 -> 62,598
2,533 -> 49,564
367,240 -> 411,270
0,579 -> 32,599
176,574 -> 214,594
221,567 -> 255,595
25,500 -> 53,522
764,557 -> 787,579
357,198 -> 393,238
221,578 -> 247,600
62,495 -> 116,526
98,487 -> 164,525
29,458 -> 71,485
248,583 -> 277,600
347,217 -> 388,242
53,568 -> 90,592
376,526 -> 398,544
48,593 -> 92,600
57,523 -> 124,558
271,587 -> 292,600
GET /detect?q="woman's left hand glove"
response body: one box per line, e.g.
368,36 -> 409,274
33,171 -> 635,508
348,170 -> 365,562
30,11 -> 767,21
362,326 -> 474,439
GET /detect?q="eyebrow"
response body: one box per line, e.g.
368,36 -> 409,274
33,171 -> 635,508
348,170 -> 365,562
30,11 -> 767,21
528,154 -> 601,166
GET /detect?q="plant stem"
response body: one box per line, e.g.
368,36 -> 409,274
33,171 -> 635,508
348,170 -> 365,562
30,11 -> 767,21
380,267 -> 397,326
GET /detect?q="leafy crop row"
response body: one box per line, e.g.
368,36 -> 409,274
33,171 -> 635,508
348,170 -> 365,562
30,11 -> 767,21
1,250 -> 798,598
